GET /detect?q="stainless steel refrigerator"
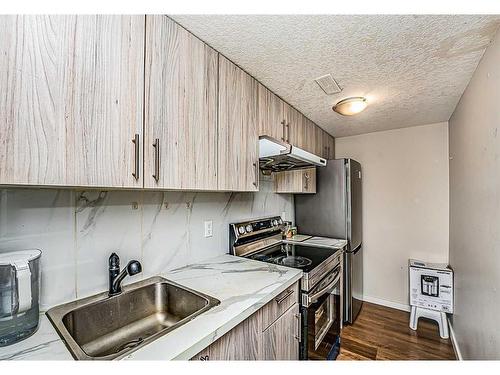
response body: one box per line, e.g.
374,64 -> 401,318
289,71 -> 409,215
295,158 -> 363,324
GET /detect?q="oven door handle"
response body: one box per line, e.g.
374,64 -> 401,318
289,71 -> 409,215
307,270 -> 341,305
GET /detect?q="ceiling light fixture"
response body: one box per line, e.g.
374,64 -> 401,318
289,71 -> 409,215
332,97 -> 368,116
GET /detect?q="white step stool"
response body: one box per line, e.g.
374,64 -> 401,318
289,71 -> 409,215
409,306 -> 449,339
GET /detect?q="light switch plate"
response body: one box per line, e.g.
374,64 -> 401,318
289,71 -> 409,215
204,220 -> 213,238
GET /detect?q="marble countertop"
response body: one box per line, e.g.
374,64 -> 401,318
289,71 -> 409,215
1,254 -> 302,361
284,236 -> 348,249
0,314 -> 73,360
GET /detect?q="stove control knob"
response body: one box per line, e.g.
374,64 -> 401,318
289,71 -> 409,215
246,224 -> 253,233
272,219 -> 278,226
238,226 -> 246,235
278,218 -> 283,224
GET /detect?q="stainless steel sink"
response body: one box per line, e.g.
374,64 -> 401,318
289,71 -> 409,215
46,276 -> 220,360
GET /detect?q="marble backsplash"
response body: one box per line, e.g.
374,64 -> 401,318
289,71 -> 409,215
0,176 -> 294,311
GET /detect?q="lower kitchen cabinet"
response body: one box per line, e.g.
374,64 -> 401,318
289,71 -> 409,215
273,168 -> 316,194
194,307 -> 261,360
192,281 -> 300,360
261,304 -> 300,360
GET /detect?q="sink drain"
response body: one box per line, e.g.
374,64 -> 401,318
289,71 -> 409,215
116,337 -> 144,352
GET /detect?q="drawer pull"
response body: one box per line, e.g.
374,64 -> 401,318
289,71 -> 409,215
295,313 -> 302,342
152,138 -> 160,182
275,289 -> 294,304
253,162 -> 259,187
132,134 -> 140,180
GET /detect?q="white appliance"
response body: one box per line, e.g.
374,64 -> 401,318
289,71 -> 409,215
259,135 -> 327,173
409,259 -> 454,313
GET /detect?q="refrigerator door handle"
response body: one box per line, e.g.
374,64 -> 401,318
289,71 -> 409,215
345,244 -> 362,254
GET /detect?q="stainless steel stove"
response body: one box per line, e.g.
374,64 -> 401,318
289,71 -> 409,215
229,216 -> 344,360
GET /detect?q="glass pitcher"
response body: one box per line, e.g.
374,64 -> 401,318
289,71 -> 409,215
0,249 -> 41,346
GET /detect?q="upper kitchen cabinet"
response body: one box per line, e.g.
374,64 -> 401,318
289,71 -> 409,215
315,127 -> 327,158
144,16 -> 218,190
323,130 -> 335,159
282,103 -> 301,148
218,55 -> 259,191
274,167 -> 316,194
314,127 -> 324,157
0,15 -> 145,188
257,83 -> 286,142
283,103 -> 315,154
313,126 -> 335,160
301,117 -> 319,155
257,82 -> 331,159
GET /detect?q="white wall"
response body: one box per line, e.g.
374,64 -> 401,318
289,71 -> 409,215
0,176 -> 293,311
448,28 -> 500,359
335,122 -> 449,309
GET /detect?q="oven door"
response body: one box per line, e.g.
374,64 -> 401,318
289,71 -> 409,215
301,265 -> 342,360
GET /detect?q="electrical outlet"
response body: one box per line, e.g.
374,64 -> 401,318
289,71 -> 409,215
204,220 -> 213,238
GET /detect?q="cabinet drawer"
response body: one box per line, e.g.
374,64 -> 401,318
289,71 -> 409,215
259,281 -> 299,330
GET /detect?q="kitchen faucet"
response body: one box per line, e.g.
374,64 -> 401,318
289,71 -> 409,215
108,253 -> 142,296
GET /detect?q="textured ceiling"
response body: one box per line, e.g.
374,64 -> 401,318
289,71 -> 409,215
171,15 -> 500,137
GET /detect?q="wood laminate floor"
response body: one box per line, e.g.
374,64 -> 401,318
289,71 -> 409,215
337,302 -> 456,360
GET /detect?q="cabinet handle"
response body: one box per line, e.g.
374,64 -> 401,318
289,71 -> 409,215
275,289 -> 294,304
152,138 -> 160,182
304,172 -> 309,190
253,162 -> 259,188
295,313 -> 302,342
286,122 -> 290,143
281,120 -> 286,141
132,134 -> 140,180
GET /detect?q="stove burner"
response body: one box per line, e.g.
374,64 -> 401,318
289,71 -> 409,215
274,255 -> 313,268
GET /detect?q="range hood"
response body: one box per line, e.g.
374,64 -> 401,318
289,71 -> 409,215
259,135 -> 327,173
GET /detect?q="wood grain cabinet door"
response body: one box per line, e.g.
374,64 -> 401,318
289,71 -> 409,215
67,16 -> 145,188
326,134 -> 335,159
144,15 -> 218,190
314,128 -> 335,159
0,15 -> 144,187
282,103 -> 302,147
262,303 -> 300,360
0,15 -> 67,186
218,55 -> 259,191
257,83 -> 286,141
316,128 -> 328,158
191,307 -> 261,360
302,117 -> 318,155
274,168 -> 316,194
283,105 -> 318,156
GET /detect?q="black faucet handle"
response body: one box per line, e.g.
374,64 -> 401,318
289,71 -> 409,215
126,260 -> 142,276
109,252 -> 120,270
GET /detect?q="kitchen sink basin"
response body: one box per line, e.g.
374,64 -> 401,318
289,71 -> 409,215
46,276 -> 220,360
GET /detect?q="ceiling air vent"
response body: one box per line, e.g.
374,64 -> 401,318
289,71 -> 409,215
314,74 -> 342,95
